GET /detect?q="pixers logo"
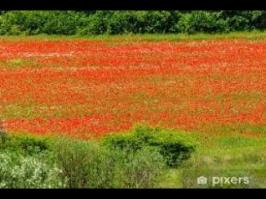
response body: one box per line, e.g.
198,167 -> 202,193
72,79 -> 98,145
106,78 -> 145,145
197,176 -> 208,185
197,176 -> 250,187
211,176 -> 249,186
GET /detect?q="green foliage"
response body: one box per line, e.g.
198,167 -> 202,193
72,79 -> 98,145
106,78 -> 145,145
0,131 -> 7,146
53,137 -> 109,188
0,11 -> 87,35
0,134 -> 51,155
0,131 -> 167,188
0,120 -> 7,145
177,11 -> 230,33
0,126 -> 264,188
53,136 -> 166,188
102,125 -> 196,167
115,147 -> 165,188
79,11 -> 111,35
220,11 -> 265,31
0,152 -> 65,188
104,11 -> 181,34
0,11 -> 265,35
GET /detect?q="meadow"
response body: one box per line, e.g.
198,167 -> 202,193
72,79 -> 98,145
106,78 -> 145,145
0,33 -> 265,188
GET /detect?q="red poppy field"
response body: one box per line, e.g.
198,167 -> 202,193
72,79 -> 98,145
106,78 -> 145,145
0,37 -> 266,139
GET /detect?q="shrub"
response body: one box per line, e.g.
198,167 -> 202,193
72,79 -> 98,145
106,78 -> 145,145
115,147 -> 165,188
54,137 -> 125,188
0,133 -> 166,188
53,136 -> 166,188
40,11 -> 85,35
220,11 -> 265,31
0,132 -> 7,145
0,11 -> 87,35
0,152 -> 64,188
139,11 -> 181,33
102,125 -> 196,167
54,137 -> 98,188
0,134 -> 51,155
80,11 -> 111,35
0,126 -> 7,146
177,11 -> 229,34
105,11 -> 181,34
255,11 -> 266,29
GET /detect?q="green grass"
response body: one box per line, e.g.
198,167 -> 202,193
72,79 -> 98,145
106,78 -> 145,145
1,31 -> 266,42
158,130 -> 266,188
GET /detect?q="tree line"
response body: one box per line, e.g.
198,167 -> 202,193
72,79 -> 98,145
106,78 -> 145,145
0,11 -> 265,35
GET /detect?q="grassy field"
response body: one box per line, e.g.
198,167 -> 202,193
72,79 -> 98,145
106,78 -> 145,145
161,131 -> 266,188
1,31 -> 266,42
0,33 -> 265,188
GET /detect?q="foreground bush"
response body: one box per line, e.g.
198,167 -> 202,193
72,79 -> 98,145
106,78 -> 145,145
0,126 -> 195,188
0,152 -> 64,188
54,136 -> 165,188
54,138 -> 116,188
115,147 -> 165,188
102,125 -> 196,167
0,132 -> 167,188
0,134 -> 51,155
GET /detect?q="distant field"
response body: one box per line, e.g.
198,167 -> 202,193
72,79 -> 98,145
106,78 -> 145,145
0,34 -> 265,187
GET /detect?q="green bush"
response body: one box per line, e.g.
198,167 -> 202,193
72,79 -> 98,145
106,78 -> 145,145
177,11 -> 229,34
102,125 -> 196,167
0,152 -> 64,188
220,11 -> 264,31
79,11 -> 111,35
105,11 -> 181,34
40,11 -> 85,35
0,132 -> 166,188
0,11 -> 87,35
0,134 -> 51,155
54,137 -> 117,188
53,136 -> 166,188
115,147 -> 165,188
0,132 -> 6,145
0,128 -> 7,146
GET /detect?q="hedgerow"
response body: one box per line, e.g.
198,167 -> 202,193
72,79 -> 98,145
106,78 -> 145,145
0,11 -> 265,35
